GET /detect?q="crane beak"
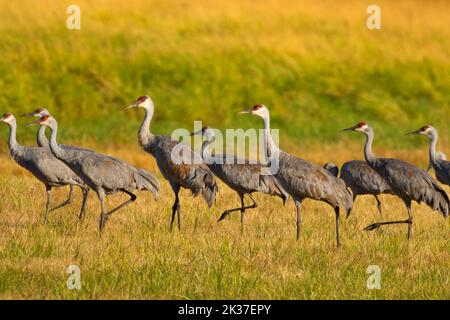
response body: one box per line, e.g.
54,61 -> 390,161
125,103 -> 137,110
405,129 -> 420,136
342,125 -> 357,132
24,118 -> 42,127
189,129 -> 202,136
19,112 -> 36,118
237,109 -> 251,114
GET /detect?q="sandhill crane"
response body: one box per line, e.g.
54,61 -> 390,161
324,161 -> 393,215
191,126 -> 288,229
126,96 -> 218,232
344,122 -> 449,238
27,115 -> 160,231
0,113 -> 89,222
408,125 -> 450,187
239,105 -> 353,246
20,108 -> 94,216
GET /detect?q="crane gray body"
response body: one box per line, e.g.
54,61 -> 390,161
127,96 -> 218,231
345,122 -> 449,239
324,160 -> 393,215
1,113 -> 89,222
240,104 -> 352,246
195,126 -> 288,226
32,115 -> 159,231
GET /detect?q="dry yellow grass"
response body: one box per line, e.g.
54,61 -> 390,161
0,0 -> 449,299
0,143 -> 448,299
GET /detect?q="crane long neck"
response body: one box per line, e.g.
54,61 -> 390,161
37,126 -> 49,147
261,113 -> 280,161
7,120 -> 19,152
429,131 -> 438,165
201,139 -> 213,162
364,128 -> 376,165
138,107 -> 155,148
47,124 -> 67,160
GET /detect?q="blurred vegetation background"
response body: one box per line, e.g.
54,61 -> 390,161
0,0 -> 449,149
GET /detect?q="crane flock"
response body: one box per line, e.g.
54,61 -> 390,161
0,97 -> 448,247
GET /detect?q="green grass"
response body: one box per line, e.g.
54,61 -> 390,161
0,0 -> 449,147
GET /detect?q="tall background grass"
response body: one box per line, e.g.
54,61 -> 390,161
0,0 -> 449,148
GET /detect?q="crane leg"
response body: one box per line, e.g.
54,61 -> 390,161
99,190 -> 137,231
49,185 -> 74,212
78,187 -> 89,220
98,191 -> 106,231
240,194 -> 245,234
170,184 -> 181,232
217,193 -> 257,222
374,195 -> 383,216
44,185 -> 52,224
363,201 -> 413,238
335,207 -> 340,247
104,190 -> 137,220
295,200 -> 302,241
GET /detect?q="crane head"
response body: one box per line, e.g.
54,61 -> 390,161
126,95 -> 153,110
190,125 -> 215,141
0,113 -> 14,124
406,125 -> 435,137
25,115 -> 55,128
342,121 -> 369,133
238,104 -> 269,118
20,108 -> 50,118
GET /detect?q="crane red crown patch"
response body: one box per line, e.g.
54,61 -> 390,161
136,96 -> 148,104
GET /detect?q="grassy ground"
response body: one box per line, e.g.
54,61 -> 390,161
0,0 -> 449,299
0,145 -> 448,299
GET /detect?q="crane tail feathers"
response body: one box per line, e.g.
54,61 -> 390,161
134,168 -> 160,200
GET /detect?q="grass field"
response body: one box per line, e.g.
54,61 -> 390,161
0,0 -> 449,299
0,146 -> 448,299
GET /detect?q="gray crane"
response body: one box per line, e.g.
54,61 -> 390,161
239,104 -> 353,246
0,113 -> 89,222
343,122 -> 449,238
27,115 -> 160,231
407,125 -> 450,187
190,125 -> 288,229
126,96 -> 218,232
323,161 -> 393,216
20,107 -> 94,215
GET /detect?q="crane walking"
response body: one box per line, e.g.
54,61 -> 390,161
1,113 -> 89,222
407,125 -> 450,187
190,125 -> 288,229
239,104 -> 352,246
126,96 -> 218,231
324,161 -> 393,216
27,115 -> 159,231
343,122 -> 449,238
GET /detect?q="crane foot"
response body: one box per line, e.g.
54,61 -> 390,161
363,222 -> 381,231
217,211 -> 230,222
